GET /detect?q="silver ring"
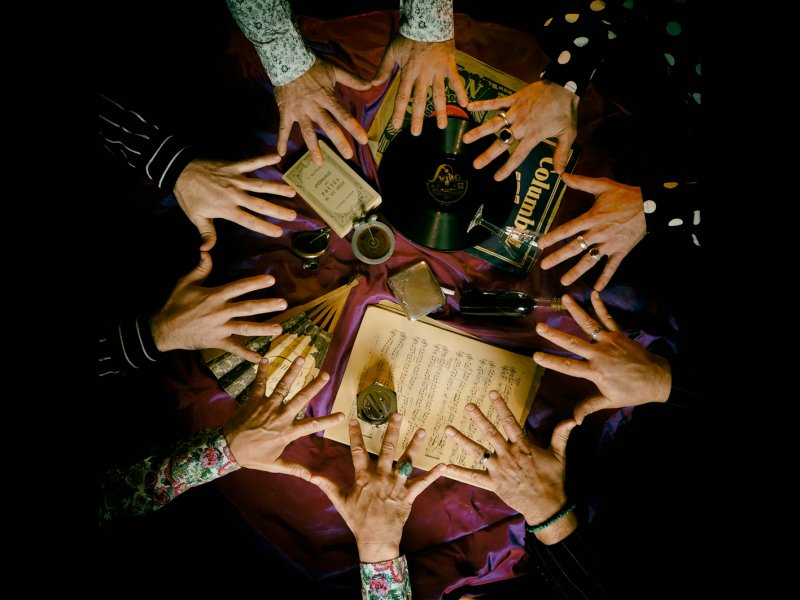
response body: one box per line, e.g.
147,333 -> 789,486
589,247 -> 601,260
497,111 -> 511,128
589,327 -> 602,341
480,450 -> 493,465
576,235 -> 589,250
397,460 -> 413,478
498,127 -> 515,145
273,390 -> 286,401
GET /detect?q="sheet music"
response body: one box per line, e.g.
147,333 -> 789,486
324,304 -> 543,487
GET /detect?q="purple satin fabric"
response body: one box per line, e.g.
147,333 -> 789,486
163,11 -> 671,599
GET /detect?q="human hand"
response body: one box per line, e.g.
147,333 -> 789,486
275,58 -> 371,165
445,395 -> 577,545
462,80 -> 578,180
538,174 -> 647,290
533,292 -> 672,425
311,414 -> 445,563
223,356 -> 344,475
149,252 -> 286,362
174,154 -> 297,250
372,35 -> 468,135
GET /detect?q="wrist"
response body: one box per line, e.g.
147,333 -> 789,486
356,540 -> 401,564
149,313 -> 176,353
533,511 -> 578,545
525,501 -> 578,545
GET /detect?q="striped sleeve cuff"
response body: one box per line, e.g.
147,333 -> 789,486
98,315 -> 161,377
143,133 -> 195,191
399,0 -> 454,42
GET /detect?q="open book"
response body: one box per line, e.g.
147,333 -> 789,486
324,301 -> 544,488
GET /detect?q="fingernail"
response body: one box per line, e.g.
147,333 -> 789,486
465,404 -> 476,413
350,419 -> 359,426
591,290 -> 600,298
295,356 -> 305,367
265,276 -> 275,285
277,300 -> 288,310
417,429 -> 426,438
445,427 -> 455,437
320,372 -> 330,383
536,323 -> 546,334
488,391 -> 499,400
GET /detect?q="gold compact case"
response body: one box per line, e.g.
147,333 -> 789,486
387,260 -> 446,321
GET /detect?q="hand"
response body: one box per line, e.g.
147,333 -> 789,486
150,252 -> 286,362
275,58 -> 372,165
174,155 -> 297,250
462,80 -> 578,180
445,395 -> 577,545
533,292 -> 672,424
539,174 -> 647,290
223,356 -> 344,476
311,414 -> 445,563
372,35 -> 468,135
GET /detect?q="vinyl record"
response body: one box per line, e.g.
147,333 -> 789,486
378,116 -> 515,251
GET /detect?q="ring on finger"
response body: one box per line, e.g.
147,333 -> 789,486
479,450 -> 493,465
576,235 -> 589,250
497,111 -> 511,128
589,327 -> 602,341
498,127 -> 515,144
589,247 -> 601,260
397,460 -> 413,478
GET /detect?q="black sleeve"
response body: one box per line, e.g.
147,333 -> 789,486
97,314 -> 162,378
525,527 -> 610,599
98,93 -> 196,191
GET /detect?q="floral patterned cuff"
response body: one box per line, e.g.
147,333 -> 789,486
360,556 -> 411,599
399,0 -> 454,42
99,426 -> 240,524
227,0 -> 317,86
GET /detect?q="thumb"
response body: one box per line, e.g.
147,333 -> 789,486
573,393 -> 607,425
371,48 -> 396,86
197,218 -> 217,251
178,251 -> 212,287
552,134 -> 575,174
550,418 -> 577,460
334,64 -> 372,91
561,173 -> 610,195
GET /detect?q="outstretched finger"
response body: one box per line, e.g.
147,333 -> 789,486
270,356 -> 306,403
532,351 -> 593,380
492,137 -> 539,182
284,370 -> 332,415
269,457 -> 313,481
250,357 -> 271,398
347,418 -> 371,472
377,413 -> 404,472
539,215 -> 593,249
549,419 -> 577,462
589,290 -> 621,331
395,428 -> 427,470
290,411 -> 346,441
405,463 -> 446,503
444,463 -> 492,488
534,321 -> 594,357
487,391 -> 524,443
466,97 -> 511,113
232,153 -> 283,174
464,403 -> 508,455
444,424 -> 490,459
561,295 -> 603,340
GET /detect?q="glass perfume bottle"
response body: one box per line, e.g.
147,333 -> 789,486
467,203 -> 543,264
459,290 -> 563,317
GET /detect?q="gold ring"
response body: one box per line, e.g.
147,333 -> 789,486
576,235 -> 589,250
589,327 -> 602,341
498,111 -> 511,128
589,247 -> 601,260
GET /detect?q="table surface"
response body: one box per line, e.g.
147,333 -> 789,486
161,11 -> 669,600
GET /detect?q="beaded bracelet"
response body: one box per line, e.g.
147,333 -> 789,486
525,502 -> 577,534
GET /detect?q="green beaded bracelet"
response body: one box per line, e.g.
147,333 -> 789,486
526,502 -> 577,534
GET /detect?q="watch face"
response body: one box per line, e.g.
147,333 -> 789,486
352,220 -> 395,264
291,228 -> 331,258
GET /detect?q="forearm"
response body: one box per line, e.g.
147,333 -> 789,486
226,0 -> 316,86
97,315 -> 162,378
360,556 -> 412,600
98,93 -> 194,190
99,426 -> 239,524
399,0 -> 453,42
